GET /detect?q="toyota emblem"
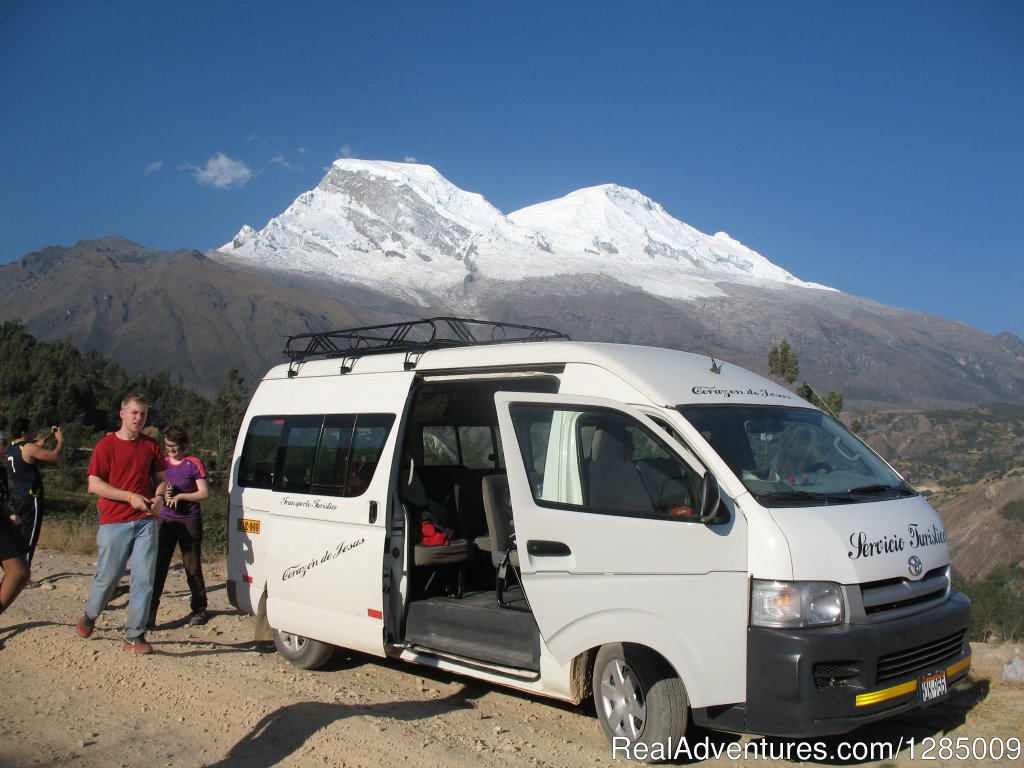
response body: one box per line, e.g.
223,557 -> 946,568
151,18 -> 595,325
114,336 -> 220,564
908,556 -> 923,577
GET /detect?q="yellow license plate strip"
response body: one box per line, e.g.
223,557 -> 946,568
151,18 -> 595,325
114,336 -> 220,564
237,518 -> 261,534
855,656 -> 970,707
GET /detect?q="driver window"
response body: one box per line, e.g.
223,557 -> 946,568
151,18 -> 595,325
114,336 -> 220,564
510,405 -> 700,519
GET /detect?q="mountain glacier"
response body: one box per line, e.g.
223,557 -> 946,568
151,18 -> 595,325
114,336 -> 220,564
219,159 -> 832,306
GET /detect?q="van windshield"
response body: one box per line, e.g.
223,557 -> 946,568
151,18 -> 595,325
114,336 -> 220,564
676,404 -> 915,507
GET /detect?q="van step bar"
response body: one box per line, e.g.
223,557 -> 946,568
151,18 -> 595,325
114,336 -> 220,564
285,317 -> 570,368
405,589 -> 541,671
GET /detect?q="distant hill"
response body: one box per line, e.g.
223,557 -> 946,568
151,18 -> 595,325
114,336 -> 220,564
857,403 -> 1024,580
2,234 -> 1022,410
0,237 -> 399,396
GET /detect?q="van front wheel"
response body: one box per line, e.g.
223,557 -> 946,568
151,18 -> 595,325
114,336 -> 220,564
593,643 -> 687,756
272,628 -> 335,669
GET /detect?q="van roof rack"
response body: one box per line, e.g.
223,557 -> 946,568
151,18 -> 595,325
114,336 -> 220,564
285,317 -> 570,366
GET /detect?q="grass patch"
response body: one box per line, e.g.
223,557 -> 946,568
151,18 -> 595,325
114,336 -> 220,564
36,489 -> 228,560
36,492 -> 98,555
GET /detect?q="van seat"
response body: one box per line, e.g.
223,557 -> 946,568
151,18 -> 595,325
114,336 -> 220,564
635,457 -> 692,510
481,474 -> 528,609
403,462 -> 473,597
586,426 -> 654,514
455,468 -> 504,545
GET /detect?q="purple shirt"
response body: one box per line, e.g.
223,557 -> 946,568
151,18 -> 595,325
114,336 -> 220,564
159,455 -> 207,521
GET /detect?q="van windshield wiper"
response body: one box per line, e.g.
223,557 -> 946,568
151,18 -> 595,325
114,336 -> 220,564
755,490 -> 853,505
847,483 -> 916,497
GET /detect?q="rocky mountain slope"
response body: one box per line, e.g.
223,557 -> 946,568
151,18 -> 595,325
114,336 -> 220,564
220,159 -> 826,307
0,238 -> 396,395
214,159 -> 1023,409
1,160 -> 1021,408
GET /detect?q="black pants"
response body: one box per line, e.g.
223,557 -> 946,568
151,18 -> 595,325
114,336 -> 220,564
12,497 -> 43,564
150,516 -> 207,620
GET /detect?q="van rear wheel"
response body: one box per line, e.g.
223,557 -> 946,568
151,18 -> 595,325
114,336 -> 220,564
593,643 -> 687,757
272,628 -> 335,669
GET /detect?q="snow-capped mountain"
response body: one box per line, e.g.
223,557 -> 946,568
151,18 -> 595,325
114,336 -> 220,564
219,159 -> 831,305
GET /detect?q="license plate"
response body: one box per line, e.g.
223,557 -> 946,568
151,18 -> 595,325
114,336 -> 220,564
237,518 -> 261,534
918,669 -> 948,705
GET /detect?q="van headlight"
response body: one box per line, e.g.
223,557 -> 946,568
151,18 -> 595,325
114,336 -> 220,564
750,580 -> 845,628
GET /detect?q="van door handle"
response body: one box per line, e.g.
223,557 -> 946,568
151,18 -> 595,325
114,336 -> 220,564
368,500 -> 378,524
526,540 -> 571,557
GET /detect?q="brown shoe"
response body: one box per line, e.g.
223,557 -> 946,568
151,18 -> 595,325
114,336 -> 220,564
123,635 -> 153,654
76,615 -> 95,638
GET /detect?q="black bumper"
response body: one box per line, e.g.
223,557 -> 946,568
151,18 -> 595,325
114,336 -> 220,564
741,591 -> 971,737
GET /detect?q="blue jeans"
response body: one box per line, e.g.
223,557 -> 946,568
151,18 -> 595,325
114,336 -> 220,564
85,518 -> 158,639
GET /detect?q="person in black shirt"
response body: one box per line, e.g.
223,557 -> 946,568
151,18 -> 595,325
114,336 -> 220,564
0,428 -> 29,621
0,431 -> 11,515
6,419 -> 64,564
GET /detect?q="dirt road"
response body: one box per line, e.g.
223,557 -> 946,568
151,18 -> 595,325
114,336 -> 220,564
1,550 -> 1021,767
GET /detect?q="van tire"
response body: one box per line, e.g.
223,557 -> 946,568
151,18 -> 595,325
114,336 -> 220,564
593,643 -> 687,756
272,629 -> 335,669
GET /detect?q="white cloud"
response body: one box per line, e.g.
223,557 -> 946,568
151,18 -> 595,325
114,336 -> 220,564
338,144 -> 356,158
404,156 -> 418,163
189,152 -> 254,188
270,154 -> 303,172
144,160 -> 163,175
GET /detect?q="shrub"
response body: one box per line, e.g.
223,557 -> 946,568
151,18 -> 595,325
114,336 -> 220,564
998,499 -> 1024,522
954,567 -> 1024,643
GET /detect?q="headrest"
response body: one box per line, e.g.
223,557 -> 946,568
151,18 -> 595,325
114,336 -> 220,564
592,426 -> 630,463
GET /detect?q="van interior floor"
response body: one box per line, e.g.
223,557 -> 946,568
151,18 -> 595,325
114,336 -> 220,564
404,587 -> 540,672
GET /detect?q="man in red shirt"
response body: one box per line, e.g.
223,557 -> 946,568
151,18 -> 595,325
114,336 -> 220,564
75,393 -> 167,653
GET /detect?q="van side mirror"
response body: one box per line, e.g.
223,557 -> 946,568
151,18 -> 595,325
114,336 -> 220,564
699,472 -> 728,524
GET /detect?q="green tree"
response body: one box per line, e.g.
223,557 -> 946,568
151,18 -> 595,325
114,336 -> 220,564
768,340 -> 799,384
797,382 -> 844,417
212,368 -> 249,460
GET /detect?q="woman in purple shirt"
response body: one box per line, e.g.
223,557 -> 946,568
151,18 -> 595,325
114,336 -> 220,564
148,425 -> 210,627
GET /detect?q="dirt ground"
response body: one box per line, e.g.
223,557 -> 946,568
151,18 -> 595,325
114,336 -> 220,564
1,549 -> 1021,768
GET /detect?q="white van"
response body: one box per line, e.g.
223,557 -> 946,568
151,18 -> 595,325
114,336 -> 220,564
226,318 -> 971,752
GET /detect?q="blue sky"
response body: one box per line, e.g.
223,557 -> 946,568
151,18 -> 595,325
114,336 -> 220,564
2,1 -> 1022,337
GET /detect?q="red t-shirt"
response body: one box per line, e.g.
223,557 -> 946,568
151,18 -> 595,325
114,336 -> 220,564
87,432 -> 167,524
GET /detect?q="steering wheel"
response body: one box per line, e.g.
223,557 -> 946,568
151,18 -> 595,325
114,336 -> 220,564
802,461 -> 833,474
656,476 -> 694,516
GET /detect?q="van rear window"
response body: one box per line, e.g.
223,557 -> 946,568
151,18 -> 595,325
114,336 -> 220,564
238,413 -> 395,496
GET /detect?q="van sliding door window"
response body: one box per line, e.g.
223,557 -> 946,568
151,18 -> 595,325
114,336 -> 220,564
345,415 -> 395,496
312,415 -> 357,495
509,405 -> 701,520
238,414 -> 395,496
275,416 -> 325,493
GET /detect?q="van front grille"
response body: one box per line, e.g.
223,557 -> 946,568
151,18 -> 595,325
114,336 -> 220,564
876,631 -> 966,684
860,567 -> 949,617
